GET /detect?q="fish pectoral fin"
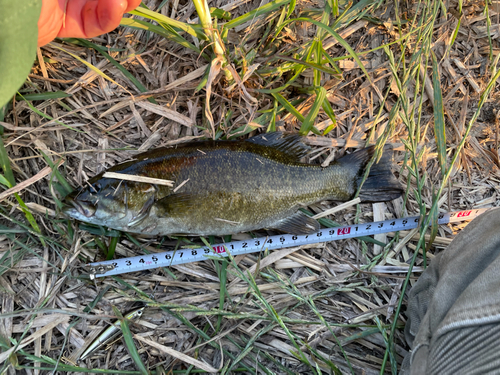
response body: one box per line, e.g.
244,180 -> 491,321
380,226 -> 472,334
128,194 -> 155,227
246,132 -> 310,160
271,211 -> 320,234
155,192 -> 196,214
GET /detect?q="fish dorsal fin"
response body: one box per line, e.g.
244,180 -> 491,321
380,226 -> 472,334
246,132 -> 310,160
271,211 -> 320,234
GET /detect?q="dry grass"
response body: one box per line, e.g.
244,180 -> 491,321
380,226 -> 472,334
1,0 -> 500,374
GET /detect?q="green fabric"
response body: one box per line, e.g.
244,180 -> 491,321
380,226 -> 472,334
402,208 -> 500,374
0,0 -> 41,108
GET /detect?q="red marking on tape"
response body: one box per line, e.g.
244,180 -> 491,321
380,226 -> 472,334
337,227 -> 351,235
457,211 -> 471,217
213,245 -> 226,254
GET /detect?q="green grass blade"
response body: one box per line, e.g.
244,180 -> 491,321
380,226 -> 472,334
267,99 -> 278,132
275,55 -> 341,76
484,4 -> 494,63
38,150 -> 73,197
431,51 -> 446,177
106,236 -> 119,261
331,0 -> 339,16
286,0 -> 296,18
15,91 -> 71,101
276,17 -> 371,81
116,308 -> 149,375
445,1 -> 462,58
271,93 -> 305,122
321,96 -> 337,135
256,65 -> 306,93
225,0 -> 291,29
120,18 -> 202,55
74,39 -> 157,104
17,93 -> 82,133
210,7 -> 232,20
0,176 -> 43,243
0,136 -> 15,186
53,46 -> 129,94
299,87 -> 326,135
129,8 -> 205,40
320,46 -> 343,75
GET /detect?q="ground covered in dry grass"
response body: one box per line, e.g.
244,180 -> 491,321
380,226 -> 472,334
1,0 -> 500,374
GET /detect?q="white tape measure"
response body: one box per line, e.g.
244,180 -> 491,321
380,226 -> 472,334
85,208 -> 489,279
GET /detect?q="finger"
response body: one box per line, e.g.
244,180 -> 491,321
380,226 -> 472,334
59,0 -> 127,38
87,0 -> 128,37
57,0 -> 88,38
124,0 -> 142,13
37,0 -> 66,46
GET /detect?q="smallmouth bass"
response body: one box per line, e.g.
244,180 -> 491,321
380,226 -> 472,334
63,133 -> 403,235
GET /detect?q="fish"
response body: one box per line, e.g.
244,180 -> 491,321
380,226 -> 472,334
79,307 -> 145,361
63,132 -> 403,236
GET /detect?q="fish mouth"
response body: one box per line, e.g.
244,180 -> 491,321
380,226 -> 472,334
63,197 -> 97,218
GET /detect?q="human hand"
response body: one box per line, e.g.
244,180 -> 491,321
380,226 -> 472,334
37,0 -> 142,46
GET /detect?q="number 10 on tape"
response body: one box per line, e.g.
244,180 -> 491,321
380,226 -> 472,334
85,208 -> 488,279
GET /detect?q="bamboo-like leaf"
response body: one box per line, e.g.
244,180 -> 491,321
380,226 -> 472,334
431,51 -> 447,177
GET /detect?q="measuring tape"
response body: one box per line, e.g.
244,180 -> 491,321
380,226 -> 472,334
84,208 -> 490,279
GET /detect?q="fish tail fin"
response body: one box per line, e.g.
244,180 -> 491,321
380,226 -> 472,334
340,145 -> 404,202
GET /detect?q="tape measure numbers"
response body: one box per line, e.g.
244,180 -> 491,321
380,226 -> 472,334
85,208 -> 488,279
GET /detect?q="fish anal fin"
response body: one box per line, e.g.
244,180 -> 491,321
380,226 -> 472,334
246,132 -> 310,160
271,211 -> 320,234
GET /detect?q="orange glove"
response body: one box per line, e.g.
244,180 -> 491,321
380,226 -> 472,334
37,0 -> 142,47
